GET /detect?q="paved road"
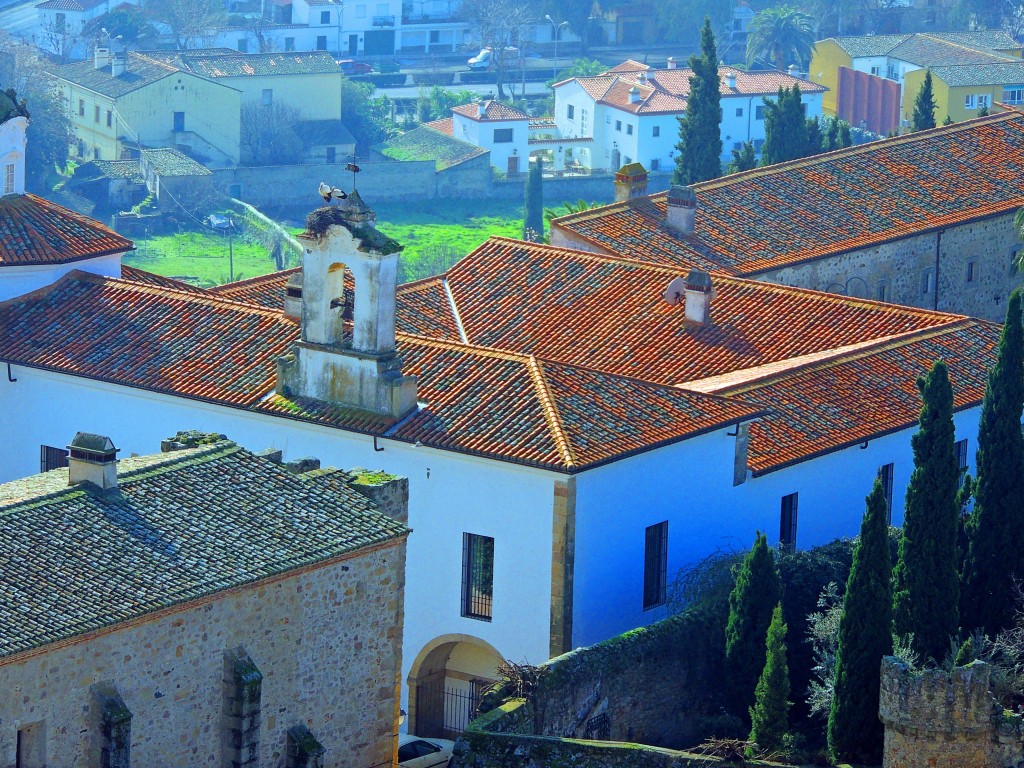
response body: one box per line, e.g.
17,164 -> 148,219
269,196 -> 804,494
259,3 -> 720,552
380,78 -> 553,101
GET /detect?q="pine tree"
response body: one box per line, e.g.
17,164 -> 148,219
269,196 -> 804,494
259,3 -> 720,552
828,475 -> 893,765
672,17 -> 721,185
892,360 -> 960,663
962,291 -> 1024,636
912,71 -> 937,131
749,603 -> 790,751
725,532 -> 782,716
523,156 -> 544,242
761,85 -> 811,166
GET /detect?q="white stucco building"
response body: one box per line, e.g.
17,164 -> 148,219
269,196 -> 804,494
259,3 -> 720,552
552,60 -> 826,170
449,100 -> 530,174
0,111 -> 1006,743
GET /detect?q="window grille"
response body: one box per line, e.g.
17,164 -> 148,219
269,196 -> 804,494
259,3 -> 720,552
879,463 -> 894,524
461,533 -> 494,620
643,521 -> 668,609
584,713 -> 610,740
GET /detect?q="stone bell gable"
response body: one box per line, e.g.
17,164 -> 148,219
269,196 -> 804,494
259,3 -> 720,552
276,191 -> 418,418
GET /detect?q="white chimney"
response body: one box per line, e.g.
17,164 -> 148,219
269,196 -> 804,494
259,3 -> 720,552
628,85 -> 641,104
667,56 -> 678,70
726,71 -> 737,89
67,432 -> 119,491
665,184 -> 697,235
638,70 -> 648,84
477,100 -> 487,118
787,64 -> 800,78
94,46 -> 112,70
110,48 -> 126,77
683,268 -> 713,324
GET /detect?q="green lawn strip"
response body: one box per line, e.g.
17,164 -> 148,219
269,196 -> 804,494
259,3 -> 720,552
124,232 -> 278,287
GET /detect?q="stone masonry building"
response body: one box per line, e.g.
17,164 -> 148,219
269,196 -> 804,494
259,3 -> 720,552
0,434 -> 409,768
550,110 -> 1024,323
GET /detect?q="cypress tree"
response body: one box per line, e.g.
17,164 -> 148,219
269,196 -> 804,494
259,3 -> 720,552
828,475 -> 893,765
761,85 -> 810,166
725,532 -> 782,716
912,71 -> 937,131
727,141 -> 757,174
749,603 -> 790,751
523,156 -> 544,242
962,291 -> 1024,636
892,360 -> 960,663
672,17 -> 721,185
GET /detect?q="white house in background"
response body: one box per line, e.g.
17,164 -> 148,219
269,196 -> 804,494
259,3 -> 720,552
450,100 -> 530,174
552,60 -> 826,170
0,111 -> 1006,743
35,0 -> 133,61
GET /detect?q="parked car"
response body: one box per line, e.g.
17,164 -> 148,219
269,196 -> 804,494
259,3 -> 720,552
337,59 -> 374,75
398,734 -> 454,768
467,47 -> 493,70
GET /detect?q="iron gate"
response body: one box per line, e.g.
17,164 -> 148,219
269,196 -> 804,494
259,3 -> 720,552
415,681 -> 488,739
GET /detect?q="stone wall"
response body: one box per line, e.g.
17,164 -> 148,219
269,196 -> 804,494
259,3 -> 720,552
752,212 -> 1024,323
0,532 -> 407,767
879,657 -> 1024,768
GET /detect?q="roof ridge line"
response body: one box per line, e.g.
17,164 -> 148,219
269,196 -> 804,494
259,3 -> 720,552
115,441 -> 241,483
526,356 -> 577,470
210,267 -> 299,292
916,32 -> 1018,61
396,330 -> 531,362
710,320 -> 974,395
441,278 -> 470,344
96,271 -> 291,317
482,235 -> 682,274
695,111 -> 1020,190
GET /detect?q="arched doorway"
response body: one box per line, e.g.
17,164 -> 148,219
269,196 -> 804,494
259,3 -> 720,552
407,635 -> 503,738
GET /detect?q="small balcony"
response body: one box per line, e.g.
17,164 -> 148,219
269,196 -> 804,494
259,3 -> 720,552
373,14 -> 395,26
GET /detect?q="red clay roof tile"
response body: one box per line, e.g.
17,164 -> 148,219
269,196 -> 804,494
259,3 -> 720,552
0,194 -> 133,266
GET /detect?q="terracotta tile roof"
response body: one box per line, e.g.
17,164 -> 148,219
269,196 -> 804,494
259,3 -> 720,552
452,100 -> 530,122
0,271 -> 757,472
85,159 -> 143,182
652,67 -> 826,97
604,60 -> 650,73
932,30 -> 1022,52
0,194 -> 134,266
929,62 -> 1024,87
887,34 -> 1014,66
553,112 -> 1024,274
207,268 -> 299,307
827,31 -> 1021,61
0,440 -> 407,658
717,320 -> 999,474
441,238 -> 960,386
828,34 -> 914,58
375,125 -> 487,170
141,148 -> 211,177
120,265 -> 206,293
140,49 -> 341,78
422,117 -> 453,136
35,0 -> 104,10
52,53 -> 181,99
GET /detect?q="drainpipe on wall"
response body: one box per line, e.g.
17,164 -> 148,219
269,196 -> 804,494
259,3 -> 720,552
934,228 -> 944,311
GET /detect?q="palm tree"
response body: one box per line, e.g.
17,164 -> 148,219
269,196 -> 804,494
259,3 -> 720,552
746,6 -> 817,71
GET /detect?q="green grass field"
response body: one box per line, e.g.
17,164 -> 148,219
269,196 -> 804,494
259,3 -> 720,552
125,199 -> 590,286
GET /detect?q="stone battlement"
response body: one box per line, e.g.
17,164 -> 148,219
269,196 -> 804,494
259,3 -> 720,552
879,656 -> 1024,768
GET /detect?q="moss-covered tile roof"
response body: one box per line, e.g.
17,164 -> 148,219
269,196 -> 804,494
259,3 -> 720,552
0,440 -> 408,658
375,126 -> 487,170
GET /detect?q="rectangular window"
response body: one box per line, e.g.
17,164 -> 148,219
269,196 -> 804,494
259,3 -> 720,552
879,463 -> 894,524
78,98 -> 84,116
652,125 -> 659,136
355,3 -> 366,16
921,268 -> 934,295
15,721 -> 46,768
55,11 -> 65,32
615,120 -> 622,131
567,104 -> 574,120
650,158 -> 660,170
755,105 -> 765,120
284,36 -> 295,51
261,88 -> 273,106
3,163 -> 14,195
956,438 -> 969,487
461,533 -> 494,620
870,65 -> 880,76
965,94 -> 977,109
93,147 -> 100,159
978,94 -> 990,109
643,521 -> 668,609
376,2 -> 388,13
320,9 -> 330,23
492,128 -> 513,143
780,493 -> 798,551
626,124 -> 633,135
173,111 -> 185,132
316,35 -> 327,50
429,30 -> 439,43
967,260 -> 976,283
1003,86 -> 1024,104
326,146 -> 336,163
237,38 -> 248,52
877,280 -> 889,302
736,107 -> 743,116
106,109 -> 112,127
94,105 -> 100,123
580,108 -> 588,133
40,445 -> 69,473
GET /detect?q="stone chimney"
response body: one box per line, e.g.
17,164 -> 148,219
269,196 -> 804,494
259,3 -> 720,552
94,46 -> 112,70
667,56 -> 678,69
0,92 -> 29,196
110,44 -> 128,77
67,432 -> 119,490
628,85 -> 641,104
726,71 -> 737,89
614,162 -> 648,202
276,191 -> 417,418
477,100 -> 487,118
638,71 -> 648,84
348,469 -> 409,524
684,268 -> 713,324
665,184 -> 697,235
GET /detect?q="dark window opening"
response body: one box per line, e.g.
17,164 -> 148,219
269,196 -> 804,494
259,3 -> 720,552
879,463 -> 894,524
173,111 -> 185,132
492,128 -> 513,143
652,125 -> 660,136
462,533 -> 494,620
780,493 -> 798,551
643,521 -> 668,609
584,713 -> 610,740
326,146 -> 337,163
40,445 -> 69,473
956,438 -> 969,487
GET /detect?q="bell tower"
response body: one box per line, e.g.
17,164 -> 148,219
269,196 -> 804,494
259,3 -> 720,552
0,89 -> 29,196
276,191 -> 417,418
